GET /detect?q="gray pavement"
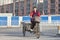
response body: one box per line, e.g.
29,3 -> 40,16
0,26 -> 60,40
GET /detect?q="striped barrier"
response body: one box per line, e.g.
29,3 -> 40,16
51,15 -> 60,35
0,15 -> 58,27
0,16 -> 22,27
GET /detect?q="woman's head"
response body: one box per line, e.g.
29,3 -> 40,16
33,6 -> 37,11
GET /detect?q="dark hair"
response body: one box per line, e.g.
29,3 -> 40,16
33,6 -> 37,9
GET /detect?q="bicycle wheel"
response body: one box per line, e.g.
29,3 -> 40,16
35,23 -> 40,38
22,23 -> 26,37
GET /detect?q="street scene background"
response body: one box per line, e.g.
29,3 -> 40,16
0,0 -> 60,40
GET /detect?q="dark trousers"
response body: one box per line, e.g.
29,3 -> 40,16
31,21 -> 36,29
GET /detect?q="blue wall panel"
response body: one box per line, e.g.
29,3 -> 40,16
11,16 -> 19,25
0,17 -> 7,26
22,16 -> 31,22
40,16 -> 48,22
51,16 -> 60,22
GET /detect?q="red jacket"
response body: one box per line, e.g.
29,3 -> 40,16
30,11 -> 40,17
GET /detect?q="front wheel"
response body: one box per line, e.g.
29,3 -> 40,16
35,23 -> 40,38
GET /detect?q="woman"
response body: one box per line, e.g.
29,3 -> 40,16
30,6 -> 41,31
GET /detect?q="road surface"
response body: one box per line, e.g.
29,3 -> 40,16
0,26 -> 60,40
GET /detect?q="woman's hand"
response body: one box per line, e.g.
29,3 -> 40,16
29,15 -> 32,18
30,16 -> 32,18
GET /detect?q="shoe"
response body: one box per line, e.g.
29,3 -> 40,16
30,29 -> 34,32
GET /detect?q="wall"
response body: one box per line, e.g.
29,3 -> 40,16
0,15 -> 60,27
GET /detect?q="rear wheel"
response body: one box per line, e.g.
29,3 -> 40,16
22,23 -> 26,37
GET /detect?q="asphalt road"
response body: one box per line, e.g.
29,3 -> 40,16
0,25 -> 60,40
